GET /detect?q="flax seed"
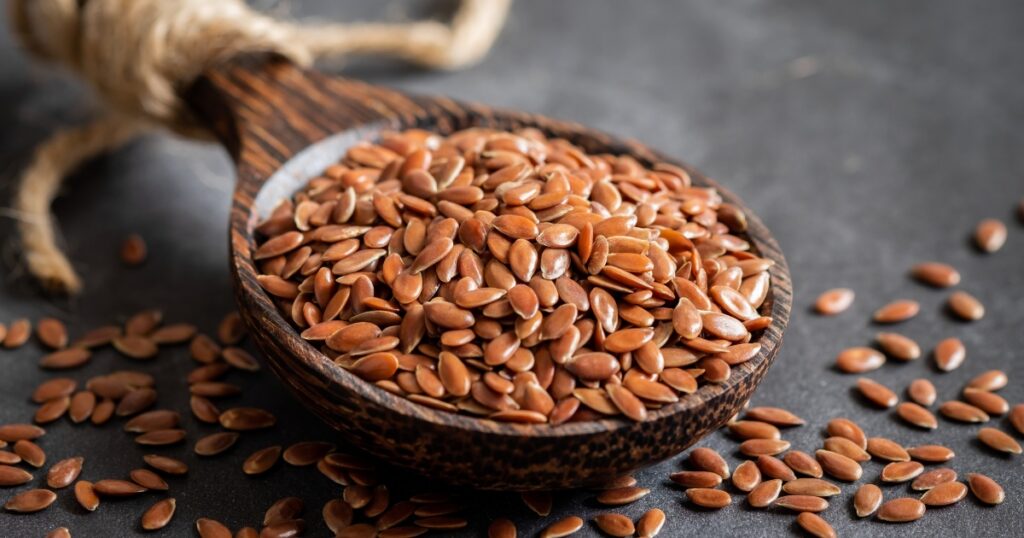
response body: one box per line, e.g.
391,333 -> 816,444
4,488 -> 57,513
873,300 -> 919,323
896,402 -> 937,429
856,378 -> 898,407
967,473 -> 1004,504
876,332 -> 921,360
814,288 -> 854,315
866,437 -> 910,462
46,457 -> 83,489
939,400 -> 989,422
877,498 -> 926,522
540,516 -> 582,538
910,262 -> 960,288
686,488 -> 731,508
853,484 -> 882,517
141,498 -> 176,530
881,461 -> 924,483
947,290 -> 984,321
967,370 -> 1008,391
143,454 -> 188,475
962,388 -> 1008,415
747,478 -> 782,508
796,512 -> 836,538
636,508 -> 665,537
907,379 -> 936,407
912,468 -> 957,491
933,337 -> 966,371
977,427 -> 1022,454
974,218 -> 1007,252
36,318 -> 68,349
732,460 -> 761,492
774,494 -> 828,512
815,450 -> 862,481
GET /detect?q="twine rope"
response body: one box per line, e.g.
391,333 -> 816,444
7,0 -> 511,293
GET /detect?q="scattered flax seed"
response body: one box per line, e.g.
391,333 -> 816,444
747,478 -> 782,508
938,400 -> 989,423
967,473 -> 1004,505
520,491 -> 552,517
540,516 -> 583,538
636,508 -> 665,537
896,402 -> 938,429
593,513 -> 635,537
856,378 -> 898,408
120,234 -> 147,265
814,288 -> 854,315
947,290 -> 984,321
973,218 -> 1007,253
4,488 -> 57,513
597,486 -> 650,506
906,445 -> 955,463
907,379 -> 937,407
977,427 -> 1022,455
141,498 -> 176,530
3,319 -> 31,349
876,332 -> 921,361
796,512 -> 836,538
853,484 -> 882,517
966,370 -> 1008,391
911,468 -> 957,491
920,481 -> 968,507
686,488 -> 731,509
873,300 -> 919,324
909,262 -> 960,288
933,337 -> 966,372
835,347 -> 885,373
877,497 -> 926,523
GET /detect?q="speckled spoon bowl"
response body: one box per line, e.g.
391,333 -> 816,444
186,55 -> 792,491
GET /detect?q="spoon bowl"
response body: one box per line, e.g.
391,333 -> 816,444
187,55 -> 792,490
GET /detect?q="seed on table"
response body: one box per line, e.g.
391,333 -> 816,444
194,432 -> 239,456
796,512 -> 836,538
906,445 -> 955,463
866,437 -> 910,462
124,410 -> 180,433
746,478 -> 782,508
636,508 -> 665,537
686,488 -> 731,509
112,335 -> 159,359
0,464 -> 32,486
962,388 -> 1009,415
854,484 -> 882,517
521,491 -> 552,516
732,460 -> 761,492
919,481 -> 967,507
4,488 -> 57,513
877,498 -> 926,523
144,454 -> 188,475
896,402 -> 938,429
141,497 -> 176,530
967,370 -> 1008,392
32,378 -> 77,403
814,288 -> 854,315
826,417 -> 867,448
670,470 -> 722,488
873,300 -> 919,323
907,379 -> 936,407
876,332 -> 921,360
974,218 -> 1007,252
593,513 -> 635,537
222,347 -> 260,371
539,516 -> 583,538
3,318 -> 31,348
910,262 -> 960,288
938,400 -> 989,422
689,447 -> 730,478
190,382 -> 242,398
130,468 -> 168,491
0,451 -> 20,464
757,455 -> 797,482
597,486 -> 650,506
283,441 -> 335,466
783,450 -> 822,478
39,347 -> 92,369
74,480 -> 100,511
977,427 -> 1022,454
264,496 -> 303,526
219,407 -> 276,430
947,290 -> 984,321
967,473 -> 1004,505
1011,404 -> 1024,435
912,468 -> 957,491
46,457 -> 83,489
774,494 -> 828,513
782,478 -> 841,497
242,445 -> 282,475
835,347 -> 885,373
882,461 -> 924,483
34,396 -> 70,424
0,423 -> 45,442
823,437 -> 869,462
217,312 -> 245,345
815,450 -> 862,482
196,518 -> 232,538
45,528 -> 70,538
116,387 -> 158,416
739,439 -> 790,457
933,337 -> 966,372
14,440 -> 45,467
36,318 -> 68,349
745,406 -> 805,426
856,378 -> 898,408
728,420 -> 781,440
324,498 -> 355,533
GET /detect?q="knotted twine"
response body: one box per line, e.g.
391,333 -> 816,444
8,0 -> 511,293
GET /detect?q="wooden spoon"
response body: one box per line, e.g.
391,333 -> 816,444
185,54 -> 792,490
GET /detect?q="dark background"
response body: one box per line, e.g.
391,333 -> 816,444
2,1 -> 1023,536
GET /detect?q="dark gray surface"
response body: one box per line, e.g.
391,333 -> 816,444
1,1 -> 1023,536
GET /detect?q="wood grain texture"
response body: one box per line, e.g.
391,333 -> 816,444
185,55 -> 792,490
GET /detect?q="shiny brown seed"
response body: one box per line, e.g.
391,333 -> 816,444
116,387 -> 157,416
219,407 -> 276,430
636,508 -> 665,537
283,441 -> 335,466
939,400 -> 989,422
974,218 -> 1007,252
947,290 -> 984,321
967,370 -> 1008,391
32,378 -> 77,404
689,447 -> 730,478
540,516 -> 583,538
74,480 -> 100,511
823,437 -> 869,462
217,312 -> 245,345
125,409 -> 180,433
144,454 -> 188,475
774,494 -> 828,512
783,450 -> 822,478
853,484 -> 882,517
977,427 -> 1022,454
756,455 -> 796,482
866,437 -> 910,462
796,512 -> 836,538
739,439 -> 790,457
857,377 -> 898,407
783,478 -> 841,497
877,498 -> 926,522
191,396 -> 221,424
0,464 -> 33,486
324,498 -> 355,533
728,420 -> 781,440
597,486 -> 650,506
130,468 -> 168,491
814,288 -> 854,315
920,481 -> 968,507
826,417 -> 867,448
196,518 -> 232,538
897,402 -> 938,429
933,337 -> 966,371
747,478 -> 782,508
3,318 -> 31,348
141,498 -> 176,530
835,347 -> 885,373
910,262 -> 960,287
606,384 -> 647,422
263,496 -> 303,526
39,347 -> 92,369
907,379 -> 936,407
1011,404 -> 1024,435
194,432 -> 239,456
873,300 -> 919,323
0,423 -> 45,442
912,468 -> 957,491
34,396 -> 70,424
669,470 -> 723,489
14,440 -> 45,467
93,479 -> 147,496
967,473 -> 1004,505
686,488 -> 731,509
222,347 -> 260,371
112,335 -> 159,359
4,488 -> 57,513
876,332 -> 921,360
46,457 -> 83,488
732,460 -> 761,492
520,491 -> 552,516
906,445 -> 955,463
36,318 -> 68,349
150,323 -> 198,345
593,513 -> 635,537
745,406 -> 805,426
242,445 -> 282,475
815,450 -> 862,481
962,388 -> 1009,415
882,461 -> 924,483
45,527 -> 71,538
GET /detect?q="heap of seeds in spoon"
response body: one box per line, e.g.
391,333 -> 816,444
253,127 -> 774,423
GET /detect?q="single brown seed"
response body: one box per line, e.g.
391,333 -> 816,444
910,262 -> 960,287
120,233 -> 147,265
962,388 -> 1009,415
130,468 -> 168,490
74,480 -> 100,511
876,332 -> 921,360
217,312 -> 245,345
144,454 -> 188,475
739,438 -> 790,457
46,457 -> 83,488
938,400 -> 989,423
194,432 -> 239,456
112,335 -> 159,359
32,377 -> 77,404
873,300 -> 919,323
219,407 -> 276,431
974,218 -> 1007,252
124,409 -> 180,433
881,461 -> 924,483
774,494 -> 828,512
141,498 -> 176,530
977,427 -> 1022,454
520,491 -> 552,516
324,498 -> 355,533
1011,404 -> 1024,435
857,377 -> 898,407
689,447 -> 730,478
36,318 -> 68,349
912,468 -> 957,491
933,337 -> 966,371
686,488 -> 731,509
747,478 -> 782,508
593,513 -> 635,537
196,518 -> 232,538
39,347 -> 92,369
783,450 -> 822,478
877,497 -> 926,522
222,347 -> 260,371
783,478 -> 841,497
116,387 -> 158,416
728,420 -> 781,440
540,516 -> 583,538
597,486 -> 650,506
920,481 -> 968,507
669,470 -> 722,488
896,402 -> 938,429
823,437 -> 869,462
263,496 -> 303,526
757,455 -> 796,482
826,417 -> 867,448
967,370 -> 1008,392
45,527 -> 71,538
636,508 -> 665,537
3,318 -> 31,348
69,391 -> 96,423
814,288 -> 854,315
967,473 -> 1004,505
907,379 -> 937,407
835,347 -> 885,373
283,441 -> 335,466
0,423 -> 45,442
947,290 -> 984,321
0,451 -> 18,464
796,512 -> 836,538
732,460 -> 762,492
0,464 -> 33,486
906,444 -> 955,463
34,396 -> 71,424
243,445 -> 282,475
866,437 -> 910,462
853,483 -> 882,517
815,450 -> 862,481
93,479 -> 147,496
745,406 -> 805,426
14,440 -> 45,467
4,488 -> 57,513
